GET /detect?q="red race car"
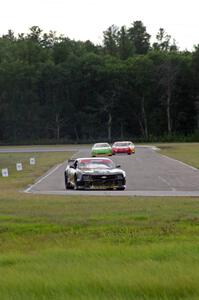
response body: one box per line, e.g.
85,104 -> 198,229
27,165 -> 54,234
112,141 -> 135,155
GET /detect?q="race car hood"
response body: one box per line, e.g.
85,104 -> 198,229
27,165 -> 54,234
92,147 -> 111,151
80,168 -> 125,176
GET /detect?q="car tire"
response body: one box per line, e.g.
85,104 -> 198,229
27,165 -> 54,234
65,173 -> 73,190
117,187 -> 125,190
74,176 -> 79,190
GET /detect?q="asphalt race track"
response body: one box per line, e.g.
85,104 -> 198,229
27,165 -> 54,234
23,146 -> 199,196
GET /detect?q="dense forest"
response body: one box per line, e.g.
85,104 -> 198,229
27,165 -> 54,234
0,21 -> 199,144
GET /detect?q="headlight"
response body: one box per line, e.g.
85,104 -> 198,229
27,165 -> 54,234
117,174 -> 124,180
83,175 -> 90,181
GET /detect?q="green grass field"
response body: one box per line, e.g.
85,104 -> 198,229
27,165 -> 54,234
156,143 -> 199,169
0,144 -> 199,300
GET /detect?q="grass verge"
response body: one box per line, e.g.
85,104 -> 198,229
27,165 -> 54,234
156,142 -> 199,169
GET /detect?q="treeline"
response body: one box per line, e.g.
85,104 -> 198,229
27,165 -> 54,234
0,22 -> 199,144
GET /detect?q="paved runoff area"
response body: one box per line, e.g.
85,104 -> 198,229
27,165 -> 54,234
20,145 -> 199,197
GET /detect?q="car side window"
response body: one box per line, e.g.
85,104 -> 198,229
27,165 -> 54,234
74,161 -> 78,169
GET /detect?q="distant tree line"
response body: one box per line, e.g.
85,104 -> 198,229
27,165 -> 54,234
0,22 -> 199,144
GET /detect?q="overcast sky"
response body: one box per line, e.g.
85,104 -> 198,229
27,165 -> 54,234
1,0 -> 199,50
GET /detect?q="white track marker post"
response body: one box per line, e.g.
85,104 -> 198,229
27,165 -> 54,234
16,163 -> 23,171
30,158 -> 36,165
2,168 -> 9,177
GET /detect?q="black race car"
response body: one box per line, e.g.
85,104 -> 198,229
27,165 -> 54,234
64,157 -> 126,190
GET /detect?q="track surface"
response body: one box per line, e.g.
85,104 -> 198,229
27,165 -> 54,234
24,146 -> 199,196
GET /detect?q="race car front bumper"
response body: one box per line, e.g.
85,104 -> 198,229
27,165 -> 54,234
76,175 -> 126,190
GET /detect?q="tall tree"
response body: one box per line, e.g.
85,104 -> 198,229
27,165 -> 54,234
153,28 -> 178,52
192,45 -> 199,131
128,21 -> 151,54
117,26 -> 134,59
27,26 -> 43,43
103,25 -> 118,56
156,53 -> 180,134
2,29 -> 15,41
127,55 -> 154,139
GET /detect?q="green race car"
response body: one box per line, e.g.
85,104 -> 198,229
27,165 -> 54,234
91,143 -> 112,157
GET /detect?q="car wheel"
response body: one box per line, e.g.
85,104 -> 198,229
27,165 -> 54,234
74,176 -> 79,190
65,173 -> 72,190
116,187 -> 125,190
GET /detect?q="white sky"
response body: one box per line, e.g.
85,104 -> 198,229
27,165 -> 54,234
1,0 -> 199,50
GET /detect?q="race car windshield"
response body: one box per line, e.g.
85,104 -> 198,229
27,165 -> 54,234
114,142 -> 131,147
94,143 -> 110,148
78,159 -> 114,169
